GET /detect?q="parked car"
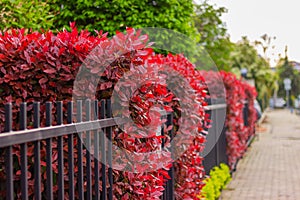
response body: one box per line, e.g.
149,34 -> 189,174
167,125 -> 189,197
273,98 -> 286,108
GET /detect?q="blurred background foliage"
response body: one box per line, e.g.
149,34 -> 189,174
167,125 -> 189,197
0,0 -> 54,31
276,56 -> 300,105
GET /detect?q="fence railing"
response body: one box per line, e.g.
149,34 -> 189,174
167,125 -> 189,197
202,98 -> 227,172
0,99 -> 229,200
203,100 -> 251,172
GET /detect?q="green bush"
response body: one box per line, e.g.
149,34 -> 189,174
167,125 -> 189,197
198,163 -> 231,200
0,0 -> 54,31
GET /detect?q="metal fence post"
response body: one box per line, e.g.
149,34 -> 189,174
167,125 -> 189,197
5,103 -> 13,200
215,108 -> 220,166
243,101 -> 249,127
106,99 -> 113,200
167,113 -> 174,200
76,100 -> 84,200
33,102 -> 41,200
20,103 -> 28,200
67,101 -> 75,200
57,101 -> 64,200
45,102 -> 53,200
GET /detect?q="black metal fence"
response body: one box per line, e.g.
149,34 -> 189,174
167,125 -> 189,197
203,100 -> 251,172
0,99 -> 229,200
202,99 -> 228,172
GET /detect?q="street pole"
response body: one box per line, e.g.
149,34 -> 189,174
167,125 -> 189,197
284,78 -> 291,109
286,89 -> 289,108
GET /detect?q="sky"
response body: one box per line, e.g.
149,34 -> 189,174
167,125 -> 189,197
197,0 -> 300,67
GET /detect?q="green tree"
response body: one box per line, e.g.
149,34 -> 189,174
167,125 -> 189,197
276,58 -> 300,101
194,1 -> 234,71
229,37 -> 277,109
0,0 -> 54,31
50,0 -> 198,38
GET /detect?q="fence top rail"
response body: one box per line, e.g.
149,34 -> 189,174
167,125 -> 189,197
0,117 -> 126,148
0,103 -> 227,148
205,103 -> 227,110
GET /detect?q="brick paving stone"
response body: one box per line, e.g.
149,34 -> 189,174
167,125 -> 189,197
220,109 -> 300,200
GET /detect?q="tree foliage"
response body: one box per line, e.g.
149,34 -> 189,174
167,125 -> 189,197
229,37 -> 277,109
0,0 -> 54,31
194,1 -> 234,70
49,0 -> 198,38
276,58 -> 300,100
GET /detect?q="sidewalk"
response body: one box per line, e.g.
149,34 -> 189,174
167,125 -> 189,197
221,109 -> 300,200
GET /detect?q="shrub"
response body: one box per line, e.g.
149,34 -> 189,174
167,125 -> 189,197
109,52 -> 209,199
220,72 -> 247,169
0,0 -> 54,31
243,82 -> 257,139
162,55 -> 208,199
222,73 -> 257,169
0,24 -> 166,199
0,25 -> 209,199
197,163 -> 231,200
200,71 -> 257,170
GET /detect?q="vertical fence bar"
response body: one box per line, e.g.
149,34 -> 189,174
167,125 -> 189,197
67,101 -> 75,200
161,113 -> 166,200
93,100 -> 100,200
100,100 -> 107,200
77,100 -> 84,200
5,145 -> 13,199
243,102 -> 249,127
203,108 -> 215,172
5,103 -> 13,200
45,102 -> 53,200
167,113 -> 174,200
219,125 -> 228,165
161,118 -> 165,149
33,102 -> 41,200
213,103 -> 220,166
57,101 -> 64,200
20,103 -> 28,200
85,100 -> 92,200
106,99 -> 113,200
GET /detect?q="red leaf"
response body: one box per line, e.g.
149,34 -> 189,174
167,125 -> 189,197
43,68 -> 56,74
0,67 -> 6,74
39,78 -> 48,84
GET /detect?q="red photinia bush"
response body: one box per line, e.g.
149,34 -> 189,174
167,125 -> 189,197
199,70 -> 226,100
0,24 -> 167,198
220,71 -> 246,168
220,72 -> 257,169
109,53 -> 209,199
0,23 -> 111,198
243,82 -> 257,139
0,22 -> 107,130
200,71 -> 257,170
161,55 -> 208,199
0,25 -> 209,199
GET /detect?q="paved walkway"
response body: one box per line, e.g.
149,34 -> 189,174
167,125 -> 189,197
221,109 -> 300,200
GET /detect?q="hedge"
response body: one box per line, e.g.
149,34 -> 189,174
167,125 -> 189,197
201,71 -> 257,170
0,25 -> 209,199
